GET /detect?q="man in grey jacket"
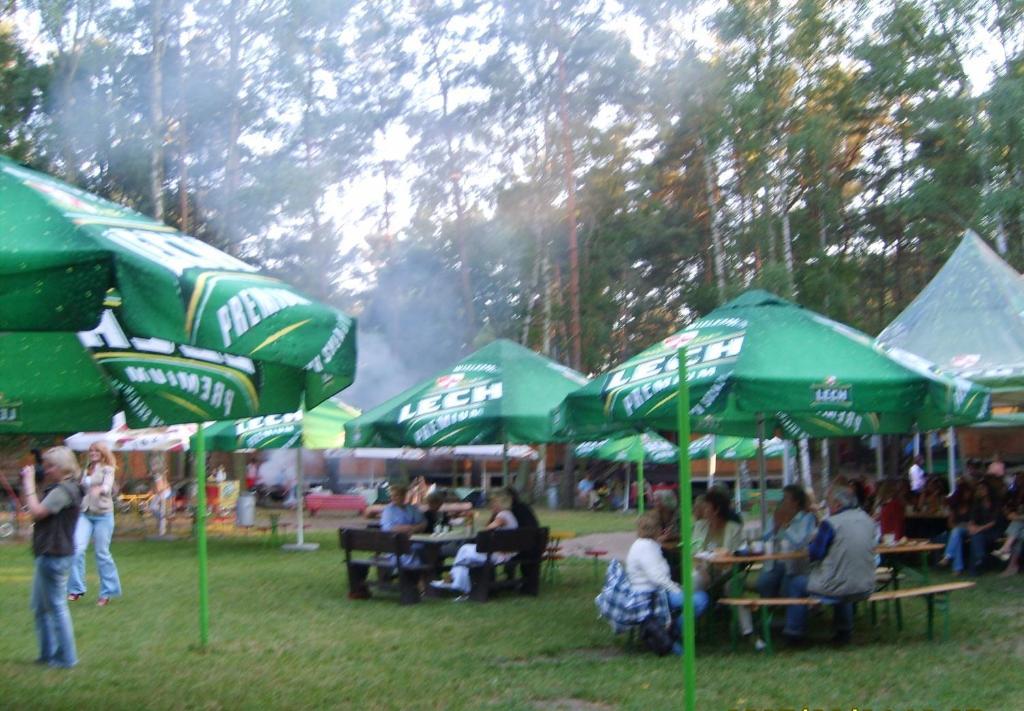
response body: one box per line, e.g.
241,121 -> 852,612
783,487 -> 876,646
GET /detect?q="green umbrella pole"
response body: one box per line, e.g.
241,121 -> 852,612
195,428 -> 209,647
676,348 -> 696,711
637,457 -> 645,514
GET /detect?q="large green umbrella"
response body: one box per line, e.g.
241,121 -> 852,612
555,290 -> 990,441
555,289 -> 990,534
197,398 -> 359,551
345,339 -> 587,484
0,156 -> 356,432
0,156 -> 357,645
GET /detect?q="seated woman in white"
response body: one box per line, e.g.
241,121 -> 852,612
431,491 -> 518,598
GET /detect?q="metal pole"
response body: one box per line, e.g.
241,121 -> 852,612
912,432 -> 921,458
708,435 -> 717,488
819,439 -> 830,494
873,435 -> 884,480
947,427 -> 957,491
798,438 -> 812,490
195,428 -> 209,647
623,463 -> 630,513
757,414 -> 768,537
676,348 -> 697,711
283,447 -> 318,551
637,456 -> 646,515
502,440 -> 509,489
925,431 -> 934,475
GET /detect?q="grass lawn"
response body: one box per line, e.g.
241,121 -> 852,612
1,510 -> 1020,711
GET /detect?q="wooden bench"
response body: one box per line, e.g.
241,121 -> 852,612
306,494 -> 367,516
719,581 -> 976,653
464,527 -> 549,602
339,528 -> 434,605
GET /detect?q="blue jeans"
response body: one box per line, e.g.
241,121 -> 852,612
782,575 -> 854,638
667,589 -> 710,655
69,512 -> 122,598
31,555 -> 77,668
944,525 -> 968,573
756,564 -> 789,598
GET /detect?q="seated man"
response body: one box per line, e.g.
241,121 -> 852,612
627,512 -> 708,655
380,484 -> 426,568
784,487 -> 875,646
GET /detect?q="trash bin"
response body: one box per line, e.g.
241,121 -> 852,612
546,485 -> 559,510
236,493 -> 256,527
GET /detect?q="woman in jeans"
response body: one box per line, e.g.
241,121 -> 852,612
68,442 -> 122,605
20,446 -> 84,668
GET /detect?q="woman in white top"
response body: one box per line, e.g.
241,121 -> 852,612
626,513 -> 709,654
431,491 -> 518,598
67,442 -> 122,606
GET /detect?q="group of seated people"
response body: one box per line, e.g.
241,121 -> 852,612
937,471 -> 1024,577
377,482 -> 539,600
623,480 -> 904,651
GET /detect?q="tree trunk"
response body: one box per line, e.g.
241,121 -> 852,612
149,0 -> 166,220
700,136 -> 727,302
223,0 -> 242,251
557,50 -> 583,370
781,202 -> 795,295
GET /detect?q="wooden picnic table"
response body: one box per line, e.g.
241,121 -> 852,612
708,540 -> 943,646
410,530 -> 476,544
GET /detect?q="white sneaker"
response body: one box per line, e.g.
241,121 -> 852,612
429,580 -> 454,590
754,637 -> 767,652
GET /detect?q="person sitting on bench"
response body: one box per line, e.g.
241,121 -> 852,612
381,484 -> 426,567
627,512 -> 708,655
430,491 -> 518,599
757,485 -> 817,598
783,487 -> 875,646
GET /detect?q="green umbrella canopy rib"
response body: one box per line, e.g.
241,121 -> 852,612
0,156 -> 356,432
878,231 -> 1024,403
198,398 -> 360,450
555,290 -> 990,440
345,339 -> 588,447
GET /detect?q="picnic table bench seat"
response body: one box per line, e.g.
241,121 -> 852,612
339,528 -> 434,605
306,494 -> 367,515
461,527 -> 550,602
718,581 -> 976,653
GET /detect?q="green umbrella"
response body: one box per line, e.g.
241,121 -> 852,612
688,434 -> 787,460
575,432 -> 676,513
555,290 -> 990,441
0,156 -> 356,432
199,398 -> 360,451
345,339 -> 587,484
555,290 -> 990,534
574,431 -> 677,464
198,398 -> 359,551
0,156 -> 357,644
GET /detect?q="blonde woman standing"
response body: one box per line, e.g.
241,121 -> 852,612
67,442 -> 122,606
20,446 -> 84,668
